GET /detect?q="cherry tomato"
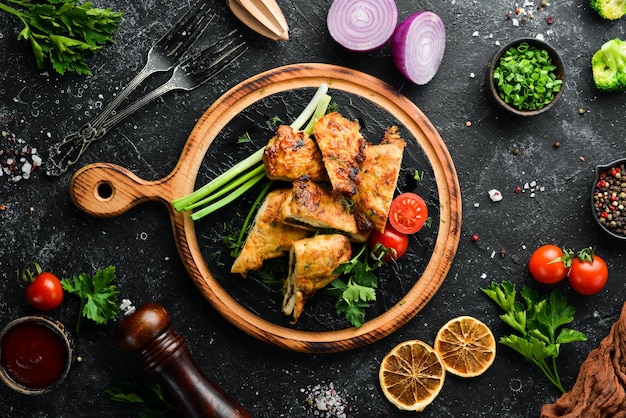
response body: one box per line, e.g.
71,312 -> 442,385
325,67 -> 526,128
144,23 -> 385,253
368,224 -> 409,261
528,244 -> 570,284
567,251 -> 608,296
388,192 -> 428,234
25,272 -> 64,311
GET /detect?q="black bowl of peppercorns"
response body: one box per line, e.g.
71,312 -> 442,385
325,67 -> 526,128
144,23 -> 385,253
592,159 -> 626,240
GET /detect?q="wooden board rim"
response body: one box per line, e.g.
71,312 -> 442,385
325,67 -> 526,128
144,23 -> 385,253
173,63 -> 462,353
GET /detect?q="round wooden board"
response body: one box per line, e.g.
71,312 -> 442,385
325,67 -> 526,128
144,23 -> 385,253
70,63 -> 462,353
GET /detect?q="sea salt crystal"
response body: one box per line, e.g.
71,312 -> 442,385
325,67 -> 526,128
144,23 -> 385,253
488,189 -> 503,202
22,161 -> 32,173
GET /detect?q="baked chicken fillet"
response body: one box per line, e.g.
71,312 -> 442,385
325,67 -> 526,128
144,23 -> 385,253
313,112 -> 366,196
282,234 -> 352,324
263,125 -> 327,182
231,189 -> 310,277
280,177 -> 370,242
354,126 -> 406,232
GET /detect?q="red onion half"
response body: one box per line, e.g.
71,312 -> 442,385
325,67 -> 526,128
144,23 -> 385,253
327,0 -> 398,52
391,11 -> 446,85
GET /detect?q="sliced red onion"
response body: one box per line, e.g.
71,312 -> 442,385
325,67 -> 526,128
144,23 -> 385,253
327,0 -> 398,52
391,11 -> 446,85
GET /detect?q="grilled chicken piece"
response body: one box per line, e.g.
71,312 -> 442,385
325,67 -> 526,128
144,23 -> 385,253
313,112 -> 366,196
263,125 -> 328,182
353,126 -> 406,232
280,177 -> 370,242
231,189 -> 310,277
282,234 -> 352,324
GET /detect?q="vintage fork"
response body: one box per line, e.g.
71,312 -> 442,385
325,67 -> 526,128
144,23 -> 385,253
45,32 -> 248,176
45,0 -> 215,176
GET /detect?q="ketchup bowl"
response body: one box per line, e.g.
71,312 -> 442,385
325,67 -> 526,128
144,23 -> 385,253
0,316 -> 74,395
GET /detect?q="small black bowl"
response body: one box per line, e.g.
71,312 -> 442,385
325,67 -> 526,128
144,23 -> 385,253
591,158 -> 626,241
488,37 -> 565,116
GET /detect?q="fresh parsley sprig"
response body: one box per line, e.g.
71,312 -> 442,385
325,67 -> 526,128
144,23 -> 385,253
327,244 -> 388,328
61,265 -> 120,334
0,0 -> 123,75
481,280 -> 587,393
106,378 -> 179,418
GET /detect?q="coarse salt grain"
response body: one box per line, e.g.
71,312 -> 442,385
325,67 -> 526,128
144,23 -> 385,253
304,382 -> 347,418
0,128 -> 41,182
488,189 -> 503,202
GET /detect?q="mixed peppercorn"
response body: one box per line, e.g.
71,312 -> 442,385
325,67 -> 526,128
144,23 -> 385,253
593,163 -> 626,237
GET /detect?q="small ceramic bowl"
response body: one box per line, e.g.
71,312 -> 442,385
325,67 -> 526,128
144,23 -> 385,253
591,158 -> 626,241
488,37 -> 565,116
0,316 -> 74,395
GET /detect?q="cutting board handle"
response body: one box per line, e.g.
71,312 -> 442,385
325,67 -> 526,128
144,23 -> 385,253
69,162 -> 184,218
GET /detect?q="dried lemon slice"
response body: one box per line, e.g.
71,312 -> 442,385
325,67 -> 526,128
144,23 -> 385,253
434,315 -> 496,378
379,339 -> 446,411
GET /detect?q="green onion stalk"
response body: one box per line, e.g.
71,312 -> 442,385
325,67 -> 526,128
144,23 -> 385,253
171,84 -> 331,220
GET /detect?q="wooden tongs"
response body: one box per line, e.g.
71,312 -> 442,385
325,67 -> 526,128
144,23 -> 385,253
227,0 -> 289,41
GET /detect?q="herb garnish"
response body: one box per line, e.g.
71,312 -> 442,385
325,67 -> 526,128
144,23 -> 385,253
106,378 -> 179,418
481,280 -> 587,393
327,244 -> 388,328
61,265 -> 120,334
492,42 -> 563,111
0,0 -> 123,75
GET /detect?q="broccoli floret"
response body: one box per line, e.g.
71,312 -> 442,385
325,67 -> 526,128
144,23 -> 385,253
590,0 -> 626,19
592,38 -> 626,92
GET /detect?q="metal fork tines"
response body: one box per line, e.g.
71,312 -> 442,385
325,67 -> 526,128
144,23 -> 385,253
98,32 -> 247,134
45,32 -> 247,177
45,0 -> 214,176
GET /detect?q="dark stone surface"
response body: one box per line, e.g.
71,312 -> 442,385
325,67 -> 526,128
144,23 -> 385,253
1,1 -> 625,417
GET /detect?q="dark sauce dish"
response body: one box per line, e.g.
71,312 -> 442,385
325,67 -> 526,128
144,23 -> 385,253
0,316 -> 74,394
488,37 -> 565,116
591,158 -> 626,241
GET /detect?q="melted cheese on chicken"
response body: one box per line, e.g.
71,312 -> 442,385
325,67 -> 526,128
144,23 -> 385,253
354,126 -> 406,232
313,112 -> 366,196
282,234 -> 352,324
231,189 -> 310,277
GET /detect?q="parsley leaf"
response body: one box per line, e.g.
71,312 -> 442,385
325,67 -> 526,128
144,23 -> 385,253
326,244 -> 384,328
0,0 -> 123,75
106,378 -> 179,418
481,280 -> 587,394
61,265 -> 120,334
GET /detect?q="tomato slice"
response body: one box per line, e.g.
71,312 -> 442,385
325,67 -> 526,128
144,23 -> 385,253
388,192 -> 428,234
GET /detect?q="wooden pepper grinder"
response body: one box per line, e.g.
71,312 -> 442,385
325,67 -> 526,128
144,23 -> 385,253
116,300 -> 251,418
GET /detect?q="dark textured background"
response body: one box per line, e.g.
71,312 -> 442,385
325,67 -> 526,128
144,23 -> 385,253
1,0 -> 625,417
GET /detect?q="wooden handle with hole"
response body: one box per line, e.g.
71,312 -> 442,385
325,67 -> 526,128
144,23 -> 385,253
69,162 -> 183,218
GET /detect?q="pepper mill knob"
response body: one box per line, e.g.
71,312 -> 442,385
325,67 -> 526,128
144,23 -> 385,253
116,302 -> 251,418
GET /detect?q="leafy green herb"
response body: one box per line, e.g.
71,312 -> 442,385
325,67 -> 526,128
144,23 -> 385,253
266,115 -> 282,128
0,0 -> 123,75
326,101 -> 339,113
255,258 -> 287,287
481,280 -> 587,393
413,169 -> 425,181
106,378 -> 179,418
236,132 -> 252,144
492,42 -> 563,111
327,244 -> 386,328
61,265 -> 119,334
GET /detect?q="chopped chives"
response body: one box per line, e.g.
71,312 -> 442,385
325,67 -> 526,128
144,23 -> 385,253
493,42 -> 563,111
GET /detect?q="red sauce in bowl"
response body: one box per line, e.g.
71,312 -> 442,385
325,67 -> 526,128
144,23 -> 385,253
1,321 -> 69,389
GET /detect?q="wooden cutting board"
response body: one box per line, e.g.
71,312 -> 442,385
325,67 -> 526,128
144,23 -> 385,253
69,63 -> 462,353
